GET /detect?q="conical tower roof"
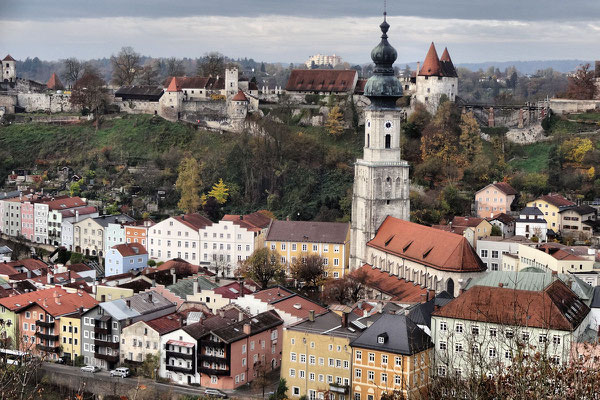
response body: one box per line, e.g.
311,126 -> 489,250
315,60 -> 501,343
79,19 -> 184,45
439,47 -> 458,78
46,73 -> 65,90
232,89 -> 248,102
418,42 -> 441,77
2,54 -> 15,62
166,77 -> 182,92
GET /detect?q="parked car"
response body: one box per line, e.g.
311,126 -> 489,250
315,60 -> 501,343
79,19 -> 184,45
80,365 -> 101,373
204,389 -> 228,398
109,367 -> 130,378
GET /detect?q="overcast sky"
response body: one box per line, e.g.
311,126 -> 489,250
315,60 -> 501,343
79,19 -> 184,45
1,0 -> 600,64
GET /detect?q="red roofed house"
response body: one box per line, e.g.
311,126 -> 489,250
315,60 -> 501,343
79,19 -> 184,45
147,214 -> 213,264
365,216 -> 486,297
285,69 -> 358,95
414,43 -> 459,113
2,54 -> 16,83
188,281 -> 254,313
120,313 -> 183,364
105,243 -> 148,277
476,181 -> 519,219
432,280 -> 589,376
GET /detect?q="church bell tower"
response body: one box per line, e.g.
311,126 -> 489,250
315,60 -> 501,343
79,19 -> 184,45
350,13 -> 410,269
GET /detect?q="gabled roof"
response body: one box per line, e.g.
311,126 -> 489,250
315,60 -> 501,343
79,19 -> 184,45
536,194 -> 575,208
418,43 -> 441,77
488,213 -> 515,225
433,280 -> 589,331
46,73 -> 64,90
266,220 -> 349,244
350,313 -> 432,355
0,287 -> 97,316
211,310 -> 282,343
358,264 -> 428,303
477,182 -> 518,196
164,76 -> 224,91
112,243 -> 147,257
269,293 -> 327,319
537,244 -> 588,261
285,69 -> 357,92
2,258 -> 48,273
99,291 -> 174,321
173,214 -> 213,231
222,211 -> 272,231
144,313 -> 183,335
559,205 -> 597,215
439,47 -> 458,78
231,90 -> 248,102
154,258 -> 215,277
42,196 -> 86,210
252,287 -> 293,303
60,206 -> 97,218
167,275 -> 218,299
214,281 -> 253,299
519,207 -> 544,216
3,55 -> 15,62
451,216 -> 486,228
367,217 -> 486,273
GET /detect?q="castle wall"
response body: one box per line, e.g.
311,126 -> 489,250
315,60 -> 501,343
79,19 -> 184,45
0,94 -> 16,114
414,75 -> 458,113
549,99 -> 600,114
115,99 -> 159,115
16,93 -> 76,113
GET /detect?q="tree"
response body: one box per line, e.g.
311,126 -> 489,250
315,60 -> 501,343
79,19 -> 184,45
380,390 -> 406,400
166,57 -> 185,77
326,106 -> 344,136
69,179 -> 83,196
70,70 -> 106,119
139,353 -> 160,380
491,225 -> 502,236
565,63 -> 596,100
110,46 -> 141,86
290,254 -> 327,290
237,247 -> 284,289
208,179 -> 229,205
175,156 -> 202,213
268,378 -> 288,400
421,102 -> 461,163
137,61 -> 160,85
252,361 -> 270,399
321,268 -> 369,305
458,111 -> 483,165
197,52 -> 225,77
61,57 -> 82,89
560,137 -> 593,165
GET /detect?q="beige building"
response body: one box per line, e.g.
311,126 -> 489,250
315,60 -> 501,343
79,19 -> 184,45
120,313 -> 182,364
305,54 -> 342,68
502,243 -> 595,274
73,215 -> 131,257
559,205 -> 597,239
475,182 -> 518,219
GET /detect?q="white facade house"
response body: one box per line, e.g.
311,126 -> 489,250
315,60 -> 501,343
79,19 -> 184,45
476,236 -> 534,272
414,43 -> 459,114
200,220 -> 256,277
160,327 -> 200,385
33,203 -> 49,244
515,207 -> 548,242
147,214 -> 212,263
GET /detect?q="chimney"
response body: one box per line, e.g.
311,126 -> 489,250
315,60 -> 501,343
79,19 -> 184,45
243,323 -> 251,335
47,273 -> 54,285
148,293 -> 153,303
126,299 -> 131,308
341,312 -> 348,328
219,310 -> 225,318
193,280 -> 198,294
416,62 -> 420,75
26,270 -> 31,279
239,311 -> 244,322
498,282 -> 504,288
43,298 -> 47,307
171,268 -> 176,285
54,292 -> 61,305
92,282 -> 97,294
75,210 -> 79,223
308,310 -> 315,322
420,293 -> 427,304
428,289 -> 435,300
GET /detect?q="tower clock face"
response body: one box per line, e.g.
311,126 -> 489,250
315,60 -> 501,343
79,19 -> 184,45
385,120 -> 393,130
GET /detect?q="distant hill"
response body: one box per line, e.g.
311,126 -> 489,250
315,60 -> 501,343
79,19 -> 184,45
397,60 -> 593,75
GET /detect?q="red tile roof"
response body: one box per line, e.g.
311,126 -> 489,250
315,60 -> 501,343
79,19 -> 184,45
60,206 -> 97,218
46,73 -> 64,90
0,263 -> 18,277
145,313 -> 183,335
43,196 -> 86,210
166,77 -> 181,92
537,244 -> 587,261
538,194 -> 576,208
3,55 -> 15,62
113,243 -> 148,257
222,211 -> 272,232
358,264 -> 427,303
28,271 -> 83,285
451,216 -> 485,228
433,281 -> 589,331
173,214 -> 213,231
253,287 -> 294,303
153,258 -> 215,276
418,43 -> 441,77
354,79 -> 368,94
493,182 -> 518,195
367,217 -> 486,273
0,287 -> 98,316
270,294 -> 327,319
67,263 -> 93,273
232,90 -> 248,102
3,258 -> 48,272
285,69 -> 357,93
214,282 -> 253,299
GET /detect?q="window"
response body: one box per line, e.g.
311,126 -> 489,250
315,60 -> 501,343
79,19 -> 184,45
289,369 -> 296,377
553,335 -> 561,345
395,374 -> 402,386
302,244 -> 307,252
368,353 -> 375,362
291,243 -> 297,251
299,370 -> 305,379
480,250 -> 488,258
472,326 -> 479,336
491,250 -> 499,258
488,347 -> 497,358
489,328 -> 497,337
539,334 -> 548,344
521,331 -> 530,342
309,372 -> 315,381
291,353 -> 297,362
439,342 -> 447,350
355,368 -> 362,379
455,323 -> 463,333
381,373 -> 387,384
300,354 -> 306,363
440,321 -> 447,331
281,243 -> 286,251
293,387 -> 300,396
395,357 -> 402,367
455,343 -> 463,353
309,355 -> 315,365
356,350 -> 362,361
381,355 -> 388,364
367,371 -> 374,381
319,357 -> 324,365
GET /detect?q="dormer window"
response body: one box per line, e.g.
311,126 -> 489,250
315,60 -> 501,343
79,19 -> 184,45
377,333 -> 388,344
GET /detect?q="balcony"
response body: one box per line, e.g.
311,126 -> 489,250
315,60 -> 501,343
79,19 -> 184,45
35,331 -> 59,341
198,366 -> 229,376
94,326 -> 110,335
166,350 -> 194,360
37,320 -> 55,328
94,339 -> 119,349
329,383 -> 349,394
200,354 -> 226,364
36,344 -> 60,354
166,364 -> 194,374
95,352 -> 119,363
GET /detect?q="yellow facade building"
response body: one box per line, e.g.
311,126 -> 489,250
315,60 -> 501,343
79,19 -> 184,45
527,194 -> 575,232
59,310 -> 83,364
265,221 -> 350,278
350,314 -> 433,400
281,310 -> 373,400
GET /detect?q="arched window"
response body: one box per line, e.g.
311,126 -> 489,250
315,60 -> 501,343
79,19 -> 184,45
385,134 -> 391,149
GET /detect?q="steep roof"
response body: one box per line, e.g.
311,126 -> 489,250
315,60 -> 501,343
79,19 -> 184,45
439,47 -> 458,78
46,73 -> 65,90
367,217 -> 486,273
285,69 -> 357,93
222,211 -> 272,231
112,243 -> 147,257
166,77 -> 182,92
477,182 -> 518,196
231,90 -> 248,102
214,281 -> 253,299
451,216 -> 485,228
0,287 -> 97,316
537,194 -> 575,208
433,281 -> 589,331
350,313 -> 432,355
519,207 -> 544,216
173,214 -> 213,231
145,313 -> 183,335
358,264 -> 428,303
3,55 -> 15,62
266,220 -> 349,244
488,213 -> 515,225
418,43 -> 441,77
269,294 -> 327,319
211,310 -> 282,343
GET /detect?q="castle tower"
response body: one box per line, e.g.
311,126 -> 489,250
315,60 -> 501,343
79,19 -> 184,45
350,13 -> 410,269
159,77 -> 184,121
225,67 -> 239,98
414,43 -> 458,113
2,55 -> 16,83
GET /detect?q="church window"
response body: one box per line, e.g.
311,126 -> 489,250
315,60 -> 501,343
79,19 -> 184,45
385,134 -> 391,149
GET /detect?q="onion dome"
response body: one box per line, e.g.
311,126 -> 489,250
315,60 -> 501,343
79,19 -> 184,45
364,12 -> 403,107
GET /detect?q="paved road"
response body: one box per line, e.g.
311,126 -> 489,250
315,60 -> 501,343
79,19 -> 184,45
42,362 -> 279,399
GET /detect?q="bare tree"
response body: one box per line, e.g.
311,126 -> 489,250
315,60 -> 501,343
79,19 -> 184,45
196,52 -> 225,77
61,58 -> 82,89
165,57 -> 185,77
565,63 -> 597,100
111,46 -> 142,86
321,268 -> 368,305
290,254 -> 327,290
236,247 -> 284,289
137,61 -> 160,86
70,70 -> 107,127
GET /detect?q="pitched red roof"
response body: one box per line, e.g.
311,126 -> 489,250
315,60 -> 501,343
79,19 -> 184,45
270,294 -> 327,319
3,55 -> 15,62
0,287 -> 97,316
43,196 -> 86,210
367,217 -> 486,273
354,79 -> 367,94
537,244 -> 587,261
538,194 -> 575,208
439,48 -> 458,78
173,214 -> 213,231
232,90 -> 248,102
253,287 -> 294,303
418,43 -> 441,77
112,243 -> 147,257
153,258 -> 215,277
3,258 -> 48,272
223,211 -> 272,232
60,206 -> 97,218
145,313 -> 183,335
285,69 -> 357,93
493,182 -> 518,195
28,271 -> 83,285
214,282 -> 253,299
433,281 -> 589,331
166,77 -> 181,92
0,263 -> 18,277
358,264 -> 427,303
46,73 -> 65,90
451,216 -> 485,228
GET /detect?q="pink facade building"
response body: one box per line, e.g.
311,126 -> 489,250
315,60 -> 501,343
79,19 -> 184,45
20,201 -> 35,241
475,182 -> 518,219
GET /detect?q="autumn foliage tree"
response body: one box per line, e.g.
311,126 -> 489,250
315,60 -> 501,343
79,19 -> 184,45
565,63 -> 596,100
420,102 -> 461,163
208,178 -> 230,205
321,268 -> 369,305
458,111 -> 483,165
237,247 -> 285,289
70,69 -> 107,120
326,105 -> 344,136
175,155 -> 202,213
290,254 -> 327,290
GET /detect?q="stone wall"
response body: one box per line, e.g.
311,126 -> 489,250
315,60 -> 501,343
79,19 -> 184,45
415,75 -> 458,114
115,99 -> 159,115
17,93 -> 76,113
0,94 -> 16,113
549,98 -> 600,114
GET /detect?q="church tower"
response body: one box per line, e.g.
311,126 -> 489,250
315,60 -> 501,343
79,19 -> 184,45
350,13 -> 410,269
